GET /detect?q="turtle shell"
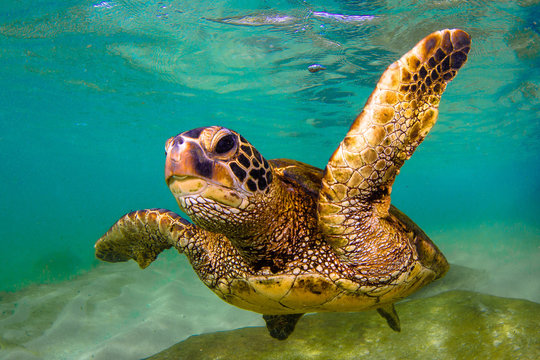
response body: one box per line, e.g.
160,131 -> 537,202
214,269 -> 438,315
207,158 -> 448,315
270,158 -> 323,199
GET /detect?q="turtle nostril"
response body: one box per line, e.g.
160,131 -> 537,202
165,136 -> 184,155
169,139 -> 184,162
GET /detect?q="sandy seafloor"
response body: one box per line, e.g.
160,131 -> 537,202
1,221 -> 538,360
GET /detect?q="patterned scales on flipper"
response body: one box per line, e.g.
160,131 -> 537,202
94,209 -> 194,269
318,29 -> 470,260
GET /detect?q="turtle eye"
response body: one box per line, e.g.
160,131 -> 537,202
214,134 -> 237,155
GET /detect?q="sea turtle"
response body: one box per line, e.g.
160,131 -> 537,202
95,29 -> 470,340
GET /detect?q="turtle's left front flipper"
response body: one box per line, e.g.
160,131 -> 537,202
95,208 -> 195,269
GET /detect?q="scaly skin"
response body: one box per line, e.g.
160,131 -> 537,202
318,29 -> 471,265
95,209 -> 253,283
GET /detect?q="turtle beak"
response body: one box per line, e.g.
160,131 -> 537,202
164,136 -> 238,194
164,133 -> 251,210
165,137 -> 213,185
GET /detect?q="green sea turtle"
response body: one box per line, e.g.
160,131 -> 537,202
95,29 -> 470,340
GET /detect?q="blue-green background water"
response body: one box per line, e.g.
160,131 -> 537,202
0,0 -> 539,357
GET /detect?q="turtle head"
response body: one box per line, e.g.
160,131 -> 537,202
165,126 -> 274,232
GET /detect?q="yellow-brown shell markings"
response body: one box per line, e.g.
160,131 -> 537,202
209,261 -> 436,315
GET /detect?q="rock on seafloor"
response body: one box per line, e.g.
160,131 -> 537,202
147,290 -> 540,360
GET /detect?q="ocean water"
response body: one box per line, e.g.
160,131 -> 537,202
0,0 -> 539,359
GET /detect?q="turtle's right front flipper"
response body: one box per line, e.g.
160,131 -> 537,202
95,208 -> 195,269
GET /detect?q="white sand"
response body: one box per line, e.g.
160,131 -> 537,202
0,253 -> 260,360
0,221 -> 538,360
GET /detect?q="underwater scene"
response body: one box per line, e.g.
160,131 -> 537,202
0,0 -> 539,359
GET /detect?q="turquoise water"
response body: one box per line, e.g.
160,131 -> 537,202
0,0 -> 539,358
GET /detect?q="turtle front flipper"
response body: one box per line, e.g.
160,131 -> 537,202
318,29 -> 470,256
95,208 -> 195,269
262,313 -> 304,340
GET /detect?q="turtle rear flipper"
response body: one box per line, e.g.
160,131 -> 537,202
377,303 -> 401,332
95,208 -> 194,269
318,29 -> 470,258
262,313 -> 304,340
